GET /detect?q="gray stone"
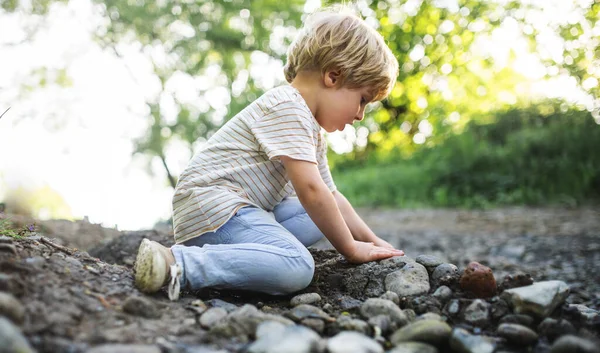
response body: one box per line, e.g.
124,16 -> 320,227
300,318 -> 325,334
463,299 -> 491,327
286,304 -> 334,322
210,304 -> 294,338
337,295 -> 363,310
566,304 -> 599,325
327,331 -> 383,353
247,324 -> 321,353
388,342 -> 439,353
432,286 -> 452,303
367,315 -> 393,335
122,296 -> 160,318
430,264 -> 459,288
445,299 -> 460,316
290,293 -> 321,306
501,280 -> 569,317
380,291 -> 400,305
550,335 -> 600,353
205,299 -> 238,312
0,292 -> 25,324
499,314 -> 534,327
537,318 -> 576,341
390,320 -> 451,347
337,315 -> 371,335
0,317 -> 35,353
416,313 -> 443,322
449,328 -> 495,353
86,344 -> 161,353
199,307 -> 228,328
496,323 -> 538,345
360,298 -> 408,325
416,255 -> 444,273
255,321 -> 287,339
385,263 -> 430,297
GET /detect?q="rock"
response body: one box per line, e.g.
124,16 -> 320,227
336,295 -> 363,311
290,293 -> 321,306
247,324 -> 321,353
327,331 -> 383,353
205,299 -> 238,312
449,328 -> 495,353
255,321 -> 287,339
489,296 -> 509,320
444,299 -> 460,317
380,291 -> 400,305
122,296 -> 160,319
549,335 -> 600,353
462,299 -> 491,327
501,281 -> 570,317
300,318 -> 325,333
459,262 -> 497,298
388,342 -> 439,353
564,304 -> 600,325
286,304 -> 334,322
210,304 -> 294,339
430,263 -> 459,289
367,315 -> 392,335
499,314 -> 535,328
416,255 -> 444,273
199,307 -> 228,328
496,323 -> 538,345
416,313 -> 443,322
86,344 -> 161,353
337,315 -> 371,335
385,262 -> 430,297
432,286 -> 452,303
390,320 -> 452,347
407,296 -> 442,315
341,256 -> 411,298
0,317 -> 35,353
0,291 -> 25,324
323,303 -> 333,312
499,273 -> 534,291
360,298 -> 408,325
537,318 -> 576,341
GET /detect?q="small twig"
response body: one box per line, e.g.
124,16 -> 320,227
0,107 -> 10,120
39,237 -> 75,255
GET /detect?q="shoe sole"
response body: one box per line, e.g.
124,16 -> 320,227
134,239 -> 167,293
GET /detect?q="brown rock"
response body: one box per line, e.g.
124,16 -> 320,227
459,262 -> 497,298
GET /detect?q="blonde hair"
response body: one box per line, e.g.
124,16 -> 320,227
284,6 -> 399,102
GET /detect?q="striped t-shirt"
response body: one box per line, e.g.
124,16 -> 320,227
172,85 -> 337,244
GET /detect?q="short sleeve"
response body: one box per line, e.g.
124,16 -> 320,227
251,101 -> 318,164
317,131 -> 337,192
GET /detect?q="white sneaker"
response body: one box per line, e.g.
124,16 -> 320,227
134,239 -> 182,301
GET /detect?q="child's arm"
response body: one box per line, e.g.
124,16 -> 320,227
281,156 -> 403,263
333,191 -> 398,249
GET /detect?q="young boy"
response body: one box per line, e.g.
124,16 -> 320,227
134,7 -> 403,301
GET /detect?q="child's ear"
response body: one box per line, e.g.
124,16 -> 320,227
324,70 -> 341,88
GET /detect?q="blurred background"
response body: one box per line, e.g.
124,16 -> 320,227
0,0 -> 598,231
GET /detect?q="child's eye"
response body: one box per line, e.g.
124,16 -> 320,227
361,97 -> 366,105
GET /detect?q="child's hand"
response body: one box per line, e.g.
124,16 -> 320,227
345,240 -> 404,264
372,237 -> 396,250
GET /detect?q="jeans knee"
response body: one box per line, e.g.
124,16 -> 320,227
274,255 -> 315,295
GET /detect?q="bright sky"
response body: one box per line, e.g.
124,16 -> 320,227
0,0 -> 596,230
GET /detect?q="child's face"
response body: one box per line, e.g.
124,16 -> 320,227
316,85 -> 372,133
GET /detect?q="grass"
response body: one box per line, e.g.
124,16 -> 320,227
0,217 -> 36,239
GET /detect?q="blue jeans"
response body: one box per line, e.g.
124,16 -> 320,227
170,197 -> 324,295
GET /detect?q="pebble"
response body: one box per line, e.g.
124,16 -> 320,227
537,318 -> 576,341
388,342 -> 439,353
432,286 -> 452,303
86,344 -> 161,353
200,307 -> 228,328
367,315 -> 392,335
550,335 -> 600,353
290,293 -> 321,306
255,321 -> 287,339
0,291 -> 25,324
337,315 -> 371,335
327,331 -> 383,353
499,314 -> 535,328
205,299 -> 238,312
337,295 -> 363,310
449,328 -> 495,353
0,317 -> 35,353
462,299 -> 491,327
286,304 -> 334,322
501,280 -> 570,317
459,262 -> 497,298
247,324 -> 321,353
416,313 -> 443,322
300,318 -> 325,333
416,255 -> 444,273
565,304 -> 599,325
430,263 -> 459,288
380,291 -> 400,305
210,304 -> 294,338
385,262 -> 430,297
360,298 -> 408,325
390,319 -> 452,347
122,296 -> 160,318
496,323 -> 538,345
445,299 -> 460,316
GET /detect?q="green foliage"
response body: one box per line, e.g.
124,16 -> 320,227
334,106 -> 600,208
0,218 -> 36,239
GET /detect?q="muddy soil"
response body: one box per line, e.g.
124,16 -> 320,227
1,206 -> 599,352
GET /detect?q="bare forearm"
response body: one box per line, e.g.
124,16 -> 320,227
333,191 -> 377,242
297,186 -> 355,256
